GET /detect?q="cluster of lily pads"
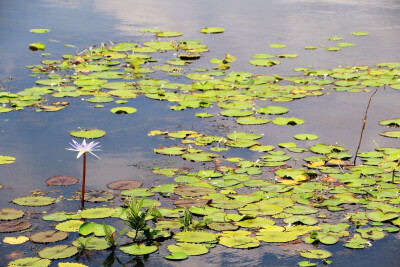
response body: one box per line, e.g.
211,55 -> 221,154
1,28 -> 400,266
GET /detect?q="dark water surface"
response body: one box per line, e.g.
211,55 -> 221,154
1,0 -> 400,266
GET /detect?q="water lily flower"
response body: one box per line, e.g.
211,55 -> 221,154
66,139 -> 101,209
66,139 -> 101,159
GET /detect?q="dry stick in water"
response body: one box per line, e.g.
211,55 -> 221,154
353,87 -> 379,165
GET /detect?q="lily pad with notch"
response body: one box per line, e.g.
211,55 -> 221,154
0,221 -> 31,233
0,208 -> 24,220
46,175 -> 79,186
120,243 -> 158,255
107,179 -> 143,190
12,196 -> 55,206
83,190 -> 115,202
38,245 -> 78,259
30,230 -> 69,243
69,129 -> 105,139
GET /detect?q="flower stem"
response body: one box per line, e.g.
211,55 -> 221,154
81,153 -> 86,209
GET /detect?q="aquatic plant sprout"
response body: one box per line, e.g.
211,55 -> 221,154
66,139 -> 101,208
66,139 -> 101,159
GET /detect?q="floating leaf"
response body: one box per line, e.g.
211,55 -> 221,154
29,29 -> 51,33
273,117 -> 305,126
270,44 -> 286,48
110,106 -> 137,114
200,27 -> 225,34
42,211 -> 81,222
380,131 -> 400,138
294,134 -> 319,141
81,207 -> 116,219
249,59 -> 281,67
107,180 -> 143,190
12,196 -> 55,206
0,208 -> 24,220
299,249 -> 332,259
165,252 -> 188,261
219,235 -> 260,248
83,190 -> 115,202
174,231 -> 217,243
38,245 -> 78,259
256,231 -> 298,243
29,42 -> 45,51
79,222 -> 115,236
120,243 -> 158,255
156,31 -> 183,37
72,236 -> 110,250
46,175 -> 79,186
7,257 -> 51,267
256,105 -> 289,115
352,31 -> 369,36
3,236 -> 29,244
55,220 -> 84,232
69,129 -> 105,139
30,230 -> 68,243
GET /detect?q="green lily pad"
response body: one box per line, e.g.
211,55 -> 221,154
352,31 -> 369,36
38,245 -> 78,259
0,208 -> 24,220
165,252 -> 188,261
237,217 -> 275,228
300,249 -> 332,259
256,231 -> 298,243
284,215 -> 318,225
7,257 -> 50,266
380,131 -> 400,138
29,28 -> 51,33
379,118 -> 400,127
55,220 -> 84,232
294,134 -> 319,141
174,231 -> 217,243
337,42 -> 355,47
270,44 -> 286,48
12,196 -> 55,206
156,31 -> 183,38
249,59 -> 281,67
220,109 -> 254,117
345,234 -> 370,249
42,211 -> 81,222
200,27 -> 225,34
239,203 -> 283,216
273,117 -> 305,126
366,210 -> 399,222
284,205 -> 318,215
182,152 -> 219,162
120,243 -> 158,255
78,222 -> 115,236
69,129 -> 105,139
29,42 -> 45,51
72,236 -> 111,250
219,235 -> 260,249
81,208 -> 116,219
110,106 -> 137,114
256,105 -> 289,115
236,116 -> 270,125
168,242 -> 209,255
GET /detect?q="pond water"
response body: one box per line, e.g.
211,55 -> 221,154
1,0 -> 400,266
